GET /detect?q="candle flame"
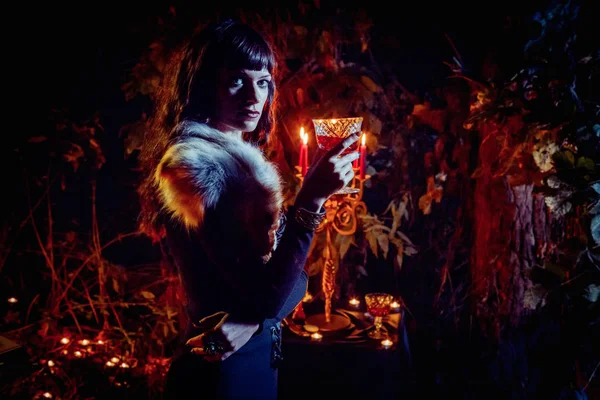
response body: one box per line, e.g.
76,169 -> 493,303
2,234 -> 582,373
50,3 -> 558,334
300,126 -> 304,138
60,337 -> 70,345
47,360 -> 55,367
43,392 -> 53,398
361,133 -> 366,146
80,339 -> 90,346
302,132 -> 308,145
7,297 -> 17,303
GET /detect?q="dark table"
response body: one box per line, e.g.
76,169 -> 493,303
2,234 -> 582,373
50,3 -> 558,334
278,306 -> 414,400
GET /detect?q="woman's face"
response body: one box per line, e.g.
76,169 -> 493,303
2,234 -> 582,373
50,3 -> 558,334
212,67 -> 271,136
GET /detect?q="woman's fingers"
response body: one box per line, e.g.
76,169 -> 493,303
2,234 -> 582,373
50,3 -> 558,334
336,151 -> 360,165
190,347 -> 222,362
190,346 -> 206,355
185,334 -> 205,348
326,133 -> 360,158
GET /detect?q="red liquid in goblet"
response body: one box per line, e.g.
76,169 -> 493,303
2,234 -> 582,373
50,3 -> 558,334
315,135 -> 359,156
367,305 -> 391,317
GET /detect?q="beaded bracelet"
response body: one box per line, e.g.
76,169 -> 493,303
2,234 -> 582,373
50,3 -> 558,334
294,207 -> 326,231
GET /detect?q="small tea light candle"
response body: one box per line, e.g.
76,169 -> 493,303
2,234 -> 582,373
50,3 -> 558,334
310,332 -> 323,342
60,337 -> 70,345
390,301 -> 400,310
381,339 -> 393,349
7,297 -> 18,304
349,298 -> 360,307
80,339 -> 90,346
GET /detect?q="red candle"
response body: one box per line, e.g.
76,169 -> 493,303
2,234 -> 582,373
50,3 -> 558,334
300,128 -> 308,176
353,134 -> 359,169
359,133 -> 366,179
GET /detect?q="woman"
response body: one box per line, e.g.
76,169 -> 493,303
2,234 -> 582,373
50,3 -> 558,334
137,18 -> 359,399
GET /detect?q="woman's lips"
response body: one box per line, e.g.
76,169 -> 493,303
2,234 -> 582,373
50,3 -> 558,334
239,110 -> 260,119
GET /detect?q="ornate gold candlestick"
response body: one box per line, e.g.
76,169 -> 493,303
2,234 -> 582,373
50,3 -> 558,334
295,167 -> 370,332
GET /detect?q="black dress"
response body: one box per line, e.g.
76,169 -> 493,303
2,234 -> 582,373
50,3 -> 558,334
164,208 -> 314,399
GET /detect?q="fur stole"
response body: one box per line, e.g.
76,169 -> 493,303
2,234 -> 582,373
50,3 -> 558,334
154,121 -> 283,239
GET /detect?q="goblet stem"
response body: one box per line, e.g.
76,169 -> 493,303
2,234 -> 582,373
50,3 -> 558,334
374,316 -> 383,336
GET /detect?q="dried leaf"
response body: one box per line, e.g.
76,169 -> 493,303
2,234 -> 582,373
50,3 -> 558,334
336,234 -> 353,261
395,252 -> 404,271
589,200 -> 600,215
376,230 -> 389,259
583,284 -> 600,303
404,246 -> 418,256
591,215 -> 600,245
360,75 -> 382,93
576,157 -> 595,171
395,230 -> 414,246
140,291 -> 155,300
365,230 -> 378,257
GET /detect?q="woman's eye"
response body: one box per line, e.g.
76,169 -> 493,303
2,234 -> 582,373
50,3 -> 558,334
229,78 -> 243,87
257,79 -> 270,88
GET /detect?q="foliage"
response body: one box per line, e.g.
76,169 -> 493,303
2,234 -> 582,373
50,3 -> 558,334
0,110 -> 181,399
463,0 -> 598,307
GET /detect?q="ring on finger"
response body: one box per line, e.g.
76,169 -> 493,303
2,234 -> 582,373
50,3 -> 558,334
203,340 -> 225,356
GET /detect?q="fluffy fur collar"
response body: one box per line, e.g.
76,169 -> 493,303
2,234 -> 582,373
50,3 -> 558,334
154,121 -> 283,235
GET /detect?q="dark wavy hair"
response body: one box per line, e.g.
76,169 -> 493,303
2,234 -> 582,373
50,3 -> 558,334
137,18 -> 279,241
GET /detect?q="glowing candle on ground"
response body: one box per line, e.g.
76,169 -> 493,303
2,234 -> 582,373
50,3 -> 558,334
310,332 -> 323,342
7,297 -> 17,304
390,301 -> 401,310
60,337 -> 70,345
381,339 -> 393,349
349,298 -> 360,308
359,133 -> 367,179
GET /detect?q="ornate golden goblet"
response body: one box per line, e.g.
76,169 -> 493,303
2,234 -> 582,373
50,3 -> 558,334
312,117 -> 362,195
364,293 -> 394,339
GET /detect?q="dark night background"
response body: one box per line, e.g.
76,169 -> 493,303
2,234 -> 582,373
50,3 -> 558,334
1,0 -> 598,399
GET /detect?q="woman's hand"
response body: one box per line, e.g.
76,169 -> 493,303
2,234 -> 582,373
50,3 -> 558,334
295,133 -> 360,212
186,312 -> 260,362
